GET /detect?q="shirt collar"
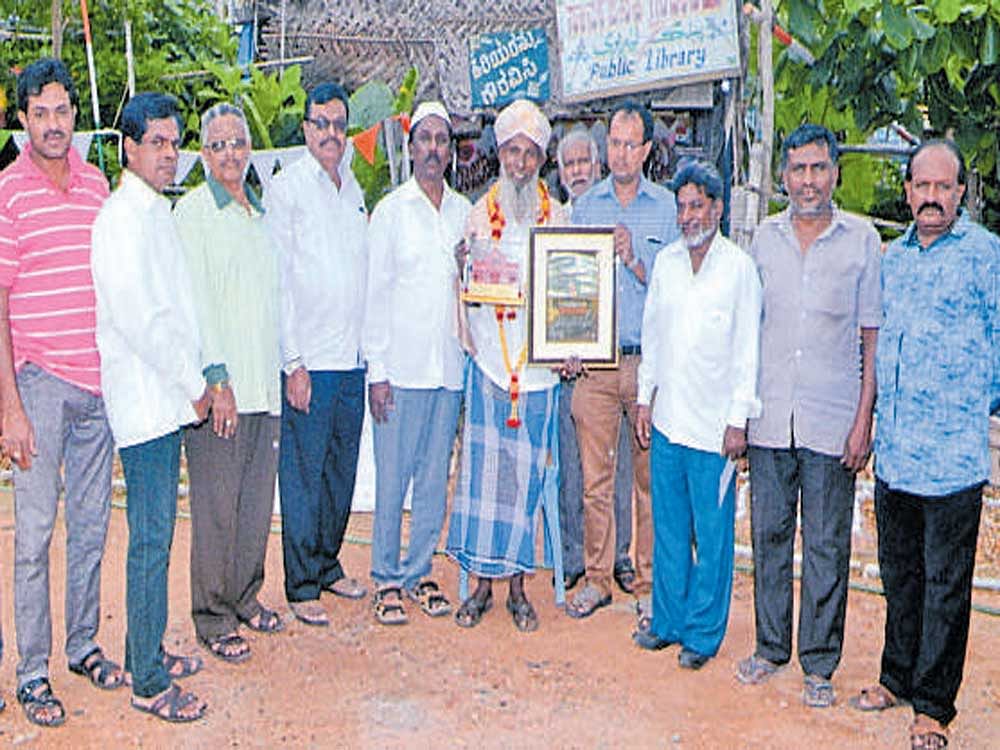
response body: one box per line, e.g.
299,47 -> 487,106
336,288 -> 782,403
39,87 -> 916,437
15,141 -> 90,188
900,209 -> 971,250
303,139 -> 356,188
776,203 -> 851,238
590,174 -> 659,203
206,173 -> 264,214
119,168 -> 168,209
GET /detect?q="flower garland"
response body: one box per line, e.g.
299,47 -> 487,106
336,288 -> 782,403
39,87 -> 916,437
484,179 -> 552,428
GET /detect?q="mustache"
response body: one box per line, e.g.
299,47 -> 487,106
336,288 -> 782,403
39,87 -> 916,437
319,136 -> 342,148
43,129 -> 67,140
424,153 -> 441,165
918,202 -> 945,215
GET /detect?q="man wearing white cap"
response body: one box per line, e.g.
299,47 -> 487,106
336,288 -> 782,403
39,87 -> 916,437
446,98 -> 570,632
363,102 -> 470,626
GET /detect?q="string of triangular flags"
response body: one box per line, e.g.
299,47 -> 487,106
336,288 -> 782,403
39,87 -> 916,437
352,113 -> 411,165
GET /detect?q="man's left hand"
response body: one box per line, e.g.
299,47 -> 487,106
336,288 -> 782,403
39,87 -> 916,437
211,384 -> 238,439
613,224 -> 634,265
841,418 -> 872,472
722,425 -> 747,460
551,355 -> 583,380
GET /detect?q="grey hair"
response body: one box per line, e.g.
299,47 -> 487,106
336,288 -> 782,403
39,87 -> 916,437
557,125 -> 599,171
200,102 -> 251,145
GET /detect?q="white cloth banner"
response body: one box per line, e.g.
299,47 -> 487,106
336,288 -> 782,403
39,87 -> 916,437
249,146 -> 307,193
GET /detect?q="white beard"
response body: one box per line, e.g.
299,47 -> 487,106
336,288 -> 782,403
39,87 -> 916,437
683,226 -> 717,250
498,165 -> 540,224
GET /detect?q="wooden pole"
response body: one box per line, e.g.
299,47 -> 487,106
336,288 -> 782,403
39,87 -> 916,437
124,19 -> 135,97
758,0 -> 775,219
50,0 -> 63,59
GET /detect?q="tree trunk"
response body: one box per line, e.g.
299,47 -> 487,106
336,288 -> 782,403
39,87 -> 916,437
51,0 -> 63,59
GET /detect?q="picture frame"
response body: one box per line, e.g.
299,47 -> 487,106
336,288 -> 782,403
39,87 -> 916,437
528,226 -> 618,367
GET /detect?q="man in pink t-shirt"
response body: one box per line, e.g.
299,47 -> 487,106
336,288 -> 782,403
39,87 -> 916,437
0,58 -> 122,727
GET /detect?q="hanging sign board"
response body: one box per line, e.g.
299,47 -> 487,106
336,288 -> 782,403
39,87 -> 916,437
469,28 -> 551,109
556,0 -> 741,102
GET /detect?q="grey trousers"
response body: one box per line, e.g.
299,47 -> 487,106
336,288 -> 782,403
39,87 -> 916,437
370,386 -> 461,589
13,364 -> 113,686
747,444 -> 855,678
184,413 -> 279,641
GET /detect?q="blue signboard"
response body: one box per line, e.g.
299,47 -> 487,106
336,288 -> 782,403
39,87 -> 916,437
469,28 -> 550,110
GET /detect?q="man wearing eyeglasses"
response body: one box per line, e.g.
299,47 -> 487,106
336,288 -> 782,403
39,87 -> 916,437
363,102 -> 470,626
265,82 -> 369,627
173,103 -> 283,662
566,100 -> 678,621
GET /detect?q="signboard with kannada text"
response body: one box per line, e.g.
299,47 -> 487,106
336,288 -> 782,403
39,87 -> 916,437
556,0 -> 740,102
469,28 -> 550,109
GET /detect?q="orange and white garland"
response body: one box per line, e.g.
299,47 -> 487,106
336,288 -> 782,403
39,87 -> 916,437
485,179 -> 552,428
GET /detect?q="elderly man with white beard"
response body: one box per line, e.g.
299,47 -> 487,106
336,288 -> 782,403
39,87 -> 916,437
633,160 -> 761,671
446,99 -> 570,633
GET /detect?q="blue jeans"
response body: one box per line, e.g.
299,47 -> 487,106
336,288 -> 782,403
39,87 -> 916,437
649,430 -> 735,657
120,430 -> 182,698
370,387 -> 461,589
279,369 -> 364,603
13,364 -> 113,687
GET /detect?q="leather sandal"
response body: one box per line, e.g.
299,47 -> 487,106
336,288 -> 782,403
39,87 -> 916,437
406,581 -> 451,618
373,586 -> 409,625
17,677 -> 66,728
849,684 -> 907,712
131,682 -> 205,723
68,646 -> 125,690
454,591 -> 493,628
565,584 -> 611,619
506,596 -> 539,632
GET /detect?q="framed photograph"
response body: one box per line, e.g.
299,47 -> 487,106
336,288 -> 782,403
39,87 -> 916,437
528,226 -> 618,367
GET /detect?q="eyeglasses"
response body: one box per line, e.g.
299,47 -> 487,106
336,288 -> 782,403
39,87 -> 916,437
608,138 -> 644,153
206,137 -> 249,153
141,135 -> 181,152
306,116 -> 347,134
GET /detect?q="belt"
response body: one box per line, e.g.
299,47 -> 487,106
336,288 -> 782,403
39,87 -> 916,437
620,345 -> 641,356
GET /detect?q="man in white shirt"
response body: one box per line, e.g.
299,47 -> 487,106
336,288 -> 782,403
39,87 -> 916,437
92,92 -> 212,722
266,82 -> 368,627
634,160 -> 761,670
363,101 -> 470,625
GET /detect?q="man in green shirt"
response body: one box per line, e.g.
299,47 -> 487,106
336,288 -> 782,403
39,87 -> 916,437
174,103 -> 284,663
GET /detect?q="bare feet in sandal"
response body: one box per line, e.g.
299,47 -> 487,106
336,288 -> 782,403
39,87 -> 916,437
849,683 -> 906,711
132,682 -> 206,723
406,580 -> 451,618
455,580 -> 494,628
199,632 -> 251,664
68,646 -> 125,690
373,586 -> 409,625
17,677 -> 66,728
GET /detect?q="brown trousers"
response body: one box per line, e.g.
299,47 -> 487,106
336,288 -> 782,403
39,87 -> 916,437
571,355 -> 652,597
185,413 -> 280,640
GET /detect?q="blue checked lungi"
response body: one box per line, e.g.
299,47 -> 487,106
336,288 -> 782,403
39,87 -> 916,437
446,361 -> 557,578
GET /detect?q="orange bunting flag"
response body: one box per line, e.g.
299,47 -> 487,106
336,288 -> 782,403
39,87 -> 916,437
353,122 -> 381,165
398,113 -> 411,135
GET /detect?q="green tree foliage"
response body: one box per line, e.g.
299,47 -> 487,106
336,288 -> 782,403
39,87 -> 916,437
1,0 -> 236,137
768,0 -> 1000,228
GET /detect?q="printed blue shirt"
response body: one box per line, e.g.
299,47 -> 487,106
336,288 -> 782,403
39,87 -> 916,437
572,175 -> 678,347
874,211 -> 1000,496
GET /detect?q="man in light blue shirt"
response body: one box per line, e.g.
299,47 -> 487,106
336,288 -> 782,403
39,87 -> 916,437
566,100 -> 678,619
853,140 -> 1000,749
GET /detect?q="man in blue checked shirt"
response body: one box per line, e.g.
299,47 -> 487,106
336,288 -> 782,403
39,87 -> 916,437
565,100 -> 678,620
851,139 -> 1000,750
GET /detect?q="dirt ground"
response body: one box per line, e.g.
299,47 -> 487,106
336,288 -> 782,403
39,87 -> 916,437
0,490 -> 996,749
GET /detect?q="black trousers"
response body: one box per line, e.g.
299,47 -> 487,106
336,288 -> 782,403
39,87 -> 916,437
748,445 -> 855,678
874,477 -> 983,726
279,369 -> 364,603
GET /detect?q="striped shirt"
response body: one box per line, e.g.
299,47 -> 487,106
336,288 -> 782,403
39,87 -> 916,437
0,144 -> 109,394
